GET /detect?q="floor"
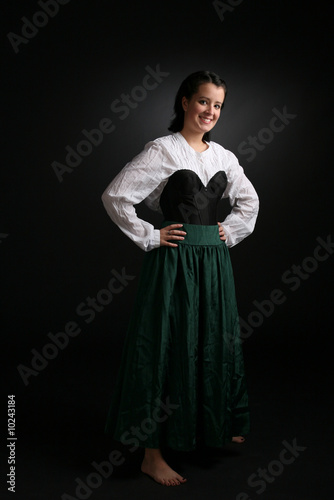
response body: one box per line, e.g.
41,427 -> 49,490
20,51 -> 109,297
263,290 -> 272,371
3,344 -> 332,500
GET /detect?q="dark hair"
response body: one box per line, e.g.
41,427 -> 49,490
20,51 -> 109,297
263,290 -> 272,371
168,70 -> 227,142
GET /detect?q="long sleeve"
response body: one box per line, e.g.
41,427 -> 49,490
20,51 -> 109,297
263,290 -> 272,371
221,150 -> 259,247
102,134 -> 259,251
101,141 -> 167,252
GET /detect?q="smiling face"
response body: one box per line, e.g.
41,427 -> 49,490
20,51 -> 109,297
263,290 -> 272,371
181,82 -> 226,138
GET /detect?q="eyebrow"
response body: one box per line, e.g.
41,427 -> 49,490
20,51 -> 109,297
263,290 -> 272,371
198,95 -> 223,104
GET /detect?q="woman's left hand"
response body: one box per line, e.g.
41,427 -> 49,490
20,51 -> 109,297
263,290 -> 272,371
217,222 -> 227,241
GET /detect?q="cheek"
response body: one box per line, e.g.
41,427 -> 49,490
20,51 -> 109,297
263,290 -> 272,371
198,104 -> 206,114
187,109 -> 199,121
190,103 -> 202,115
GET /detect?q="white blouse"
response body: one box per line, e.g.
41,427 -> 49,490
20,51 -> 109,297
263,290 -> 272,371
102,132 -> 259,251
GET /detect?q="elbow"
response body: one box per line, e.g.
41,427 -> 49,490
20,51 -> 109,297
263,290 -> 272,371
101,188 -> 116,212
101,188 -> 109,206
254,195 -> 260,217
247,191 -> 260,220
101,188 -> 118,220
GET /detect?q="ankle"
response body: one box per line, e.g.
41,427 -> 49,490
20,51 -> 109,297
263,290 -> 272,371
144,448 -> 163,462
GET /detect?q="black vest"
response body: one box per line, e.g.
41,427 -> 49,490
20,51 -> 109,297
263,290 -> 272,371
160,169 -> 227,225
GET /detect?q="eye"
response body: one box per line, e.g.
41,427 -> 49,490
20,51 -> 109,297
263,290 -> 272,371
199,99 -> 207,105
214,104 -> 221,109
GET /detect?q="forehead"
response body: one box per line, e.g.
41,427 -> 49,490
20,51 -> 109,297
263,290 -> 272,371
194,82 -> 225,101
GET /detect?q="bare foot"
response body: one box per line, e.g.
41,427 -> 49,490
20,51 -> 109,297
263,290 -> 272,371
141,448 -> 187,486
232,436 -> 245,443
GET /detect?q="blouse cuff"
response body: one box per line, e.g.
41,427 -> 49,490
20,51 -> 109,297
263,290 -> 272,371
147,229 -> 161,252
221,226 -> 232,248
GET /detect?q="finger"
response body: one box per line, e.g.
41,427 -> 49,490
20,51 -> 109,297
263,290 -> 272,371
160,235 -> 179,247
166,230 -> 187,236
166,224 -> 187,235
160,224 -> 187,247
164,230 -> 185,239
163,229 -> 186,238
163,239 -> 179,246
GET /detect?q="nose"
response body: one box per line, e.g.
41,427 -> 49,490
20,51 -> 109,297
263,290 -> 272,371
205,103 -> 216,115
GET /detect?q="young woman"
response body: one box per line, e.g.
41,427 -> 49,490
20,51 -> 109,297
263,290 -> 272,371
102,70 -> 259,486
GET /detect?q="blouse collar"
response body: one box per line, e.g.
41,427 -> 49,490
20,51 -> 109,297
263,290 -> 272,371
175,132 -> 211,156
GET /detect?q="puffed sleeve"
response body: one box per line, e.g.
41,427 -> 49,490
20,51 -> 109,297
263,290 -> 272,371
101,141 -> 166,251
221,150 -> 259,247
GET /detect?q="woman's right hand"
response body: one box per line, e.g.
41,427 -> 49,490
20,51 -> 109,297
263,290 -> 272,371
160,224 -> 187,247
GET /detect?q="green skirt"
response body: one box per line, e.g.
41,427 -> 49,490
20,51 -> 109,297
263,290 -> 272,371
105,222 -> 250,451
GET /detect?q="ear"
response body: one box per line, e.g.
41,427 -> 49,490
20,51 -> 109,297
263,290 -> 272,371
182,96 -> 188,112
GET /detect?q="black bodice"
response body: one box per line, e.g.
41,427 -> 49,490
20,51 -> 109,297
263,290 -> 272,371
159,169 -> 227,225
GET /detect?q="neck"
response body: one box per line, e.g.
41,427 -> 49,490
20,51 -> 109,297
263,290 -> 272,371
180,130 -> 207,148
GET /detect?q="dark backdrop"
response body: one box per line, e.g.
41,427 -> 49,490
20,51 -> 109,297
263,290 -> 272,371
1,1 -> 333,499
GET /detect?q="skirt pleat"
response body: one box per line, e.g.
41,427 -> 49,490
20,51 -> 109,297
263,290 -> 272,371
105,221 -> 250,451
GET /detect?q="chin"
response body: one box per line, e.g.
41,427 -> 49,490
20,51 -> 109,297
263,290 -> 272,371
201,125 -> 214,133
198,121 -> 215,131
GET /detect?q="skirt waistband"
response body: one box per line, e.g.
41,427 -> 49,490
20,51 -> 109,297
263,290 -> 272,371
162,220 -> 224,247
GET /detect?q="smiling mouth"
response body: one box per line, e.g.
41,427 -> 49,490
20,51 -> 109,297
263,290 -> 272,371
199,116 -> 213,124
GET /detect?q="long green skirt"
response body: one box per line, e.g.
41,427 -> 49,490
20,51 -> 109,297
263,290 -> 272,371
105,221 -> 250,451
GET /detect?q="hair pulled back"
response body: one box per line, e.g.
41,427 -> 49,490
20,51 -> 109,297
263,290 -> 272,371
168,70 -> 227,142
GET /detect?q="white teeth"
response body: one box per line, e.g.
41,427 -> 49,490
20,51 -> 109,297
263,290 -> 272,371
201,117 -> 211,123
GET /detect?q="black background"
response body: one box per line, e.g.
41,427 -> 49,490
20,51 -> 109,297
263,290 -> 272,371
1,1 -> 333,499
